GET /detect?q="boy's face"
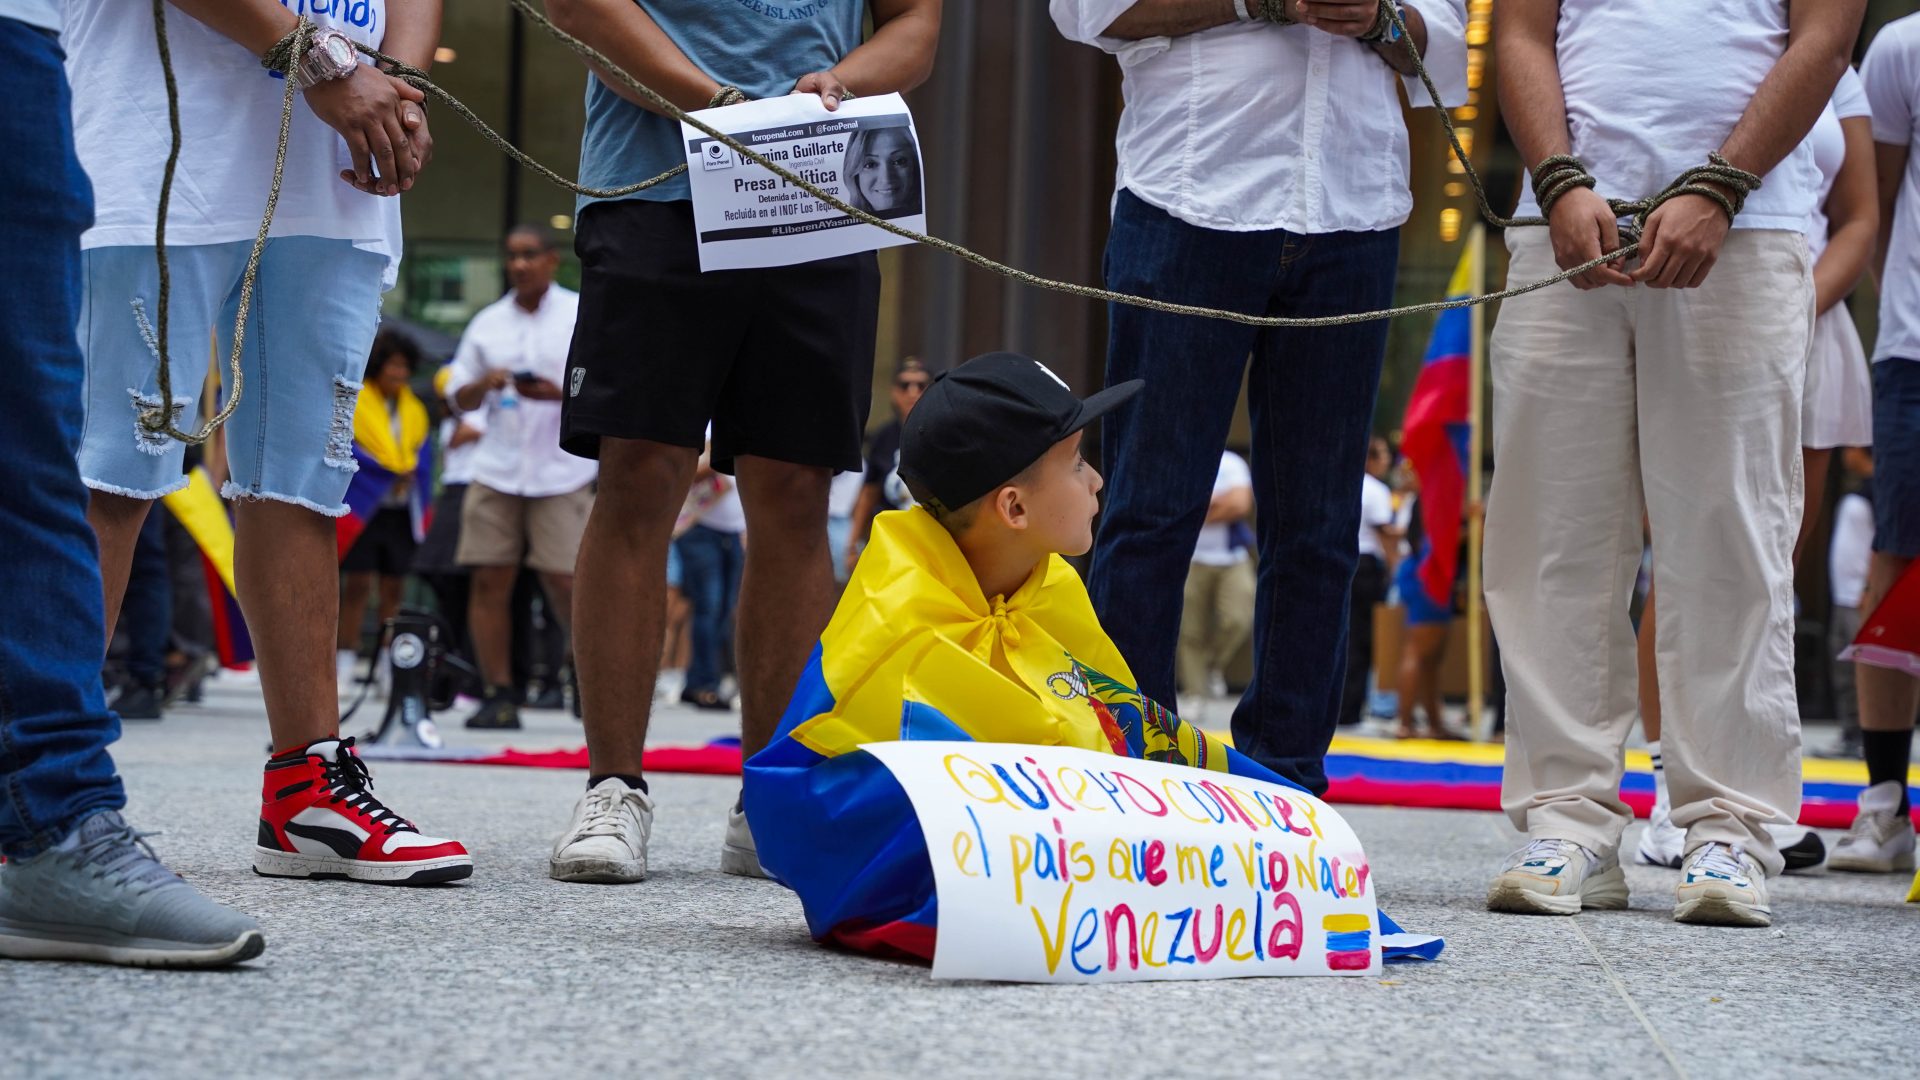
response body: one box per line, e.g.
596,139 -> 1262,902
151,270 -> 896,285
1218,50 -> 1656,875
1013,433 -> 1104,557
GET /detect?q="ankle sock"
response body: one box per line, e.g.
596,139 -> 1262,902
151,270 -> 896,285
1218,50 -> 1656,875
1862,729 -> 1914,814
590,773 -> 648,794
1648,739 -> 1669,811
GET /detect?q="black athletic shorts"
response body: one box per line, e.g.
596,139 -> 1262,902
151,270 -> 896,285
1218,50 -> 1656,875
559,198 -> 881,474
341,505 -> 417,575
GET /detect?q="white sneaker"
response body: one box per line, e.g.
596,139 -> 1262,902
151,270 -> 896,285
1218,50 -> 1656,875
1674,842 -> 1771,927
1487,838 -> 1629,915
1635,803 -> 1685,869
549,778 -> 653,883
1765,822 -> 1827,875
720,798 -> 768,879
1829,781 -> 1917,873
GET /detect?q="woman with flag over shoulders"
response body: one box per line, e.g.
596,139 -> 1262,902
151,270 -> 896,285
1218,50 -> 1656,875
336,329 -> 434,691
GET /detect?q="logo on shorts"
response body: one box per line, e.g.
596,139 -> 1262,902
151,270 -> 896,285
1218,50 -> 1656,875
701,141 -> 734,171
569,368 -> 586,397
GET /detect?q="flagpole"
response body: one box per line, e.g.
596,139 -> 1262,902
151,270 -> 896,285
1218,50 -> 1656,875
1466,223 -> 1489,742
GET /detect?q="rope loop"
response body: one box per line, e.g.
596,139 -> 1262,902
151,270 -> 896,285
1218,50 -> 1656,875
1531,154 -> 1597,219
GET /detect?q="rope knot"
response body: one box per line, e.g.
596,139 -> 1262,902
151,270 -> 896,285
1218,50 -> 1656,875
989,597 -> 1022,648
1531,154 -> 1598,218
1624,150 -> 1763,242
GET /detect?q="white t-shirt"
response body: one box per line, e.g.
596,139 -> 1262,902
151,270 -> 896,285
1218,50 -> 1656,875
1863,14 -> 1920,364
437,413 -> 485,487
443,286 -> 599,499
1051,1 -> 1468,234
2,0 -> 58,31
1191,451 -> 1252,567
1513,0 -> 1817,233
1829,493 -> 1875,610
62,0 -> 403,283
1804,69 -> 1872,261
828,470 -> 864,519
1357,474 -> 1394,560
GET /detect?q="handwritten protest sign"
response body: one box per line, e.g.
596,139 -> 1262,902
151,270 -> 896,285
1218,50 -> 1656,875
862,741 -> 1382,983
681,93 -> 927,272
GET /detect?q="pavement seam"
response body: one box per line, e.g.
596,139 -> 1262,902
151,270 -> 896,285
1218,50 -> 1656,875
1567,916 -> 1688,1080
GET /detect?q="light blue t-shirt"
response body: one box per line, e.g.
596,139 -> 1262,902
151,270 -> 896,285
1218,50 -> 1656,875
578,0 -> 867,208
0,0 -> 60,31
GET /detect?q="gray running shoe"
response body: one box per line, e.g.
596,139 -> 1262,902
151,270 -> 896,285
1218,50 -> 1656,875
0,810 -> 264,968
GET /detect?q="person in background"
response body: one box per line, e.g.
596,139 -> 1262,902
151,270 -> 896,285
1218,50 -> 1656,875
1831,13 -> 1920,879
845,356 -> 932,577
1826,448 -> 1875,759
1176,449 -> 1255,722
412,365 -> 487,702
337,330 -> 429,694
828,469 -> 865,586
674,433 -> 746,711
111,511 -> 172,721
445,226 -> 597,731
1392,471 -> 1457,740
1341,435 -> 1396,727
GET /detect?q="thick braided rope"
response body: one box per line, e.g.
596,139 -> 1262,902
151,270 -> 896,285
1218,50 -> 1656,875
142,0 -> 1760,445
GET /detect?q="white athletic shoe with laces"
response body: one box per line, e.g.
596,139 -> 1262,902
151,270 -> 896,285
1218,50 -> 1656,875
1674,841 -> 1770,927
1828,781 -> 1916,874
1635,803 -> 1685,868
720,798 -> 768,879
1487,838 -> 1629,915
549,778 -> 652,883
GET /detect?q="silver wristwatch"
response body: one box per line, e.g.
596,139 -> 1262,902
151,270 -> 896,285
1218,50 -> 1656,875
294,28 -> 358,90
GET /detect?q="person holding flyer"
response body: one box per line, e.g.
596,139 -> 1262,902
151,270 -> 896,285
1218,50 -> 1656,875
542,0 -> 943,886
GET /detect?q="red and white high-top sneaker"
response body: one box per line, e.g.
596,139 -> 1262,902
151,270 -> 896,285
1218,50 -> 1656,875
255,737 -> 472,885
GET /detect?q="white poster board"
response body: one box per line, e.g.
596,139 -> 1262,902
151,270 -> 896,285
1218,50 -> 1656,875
680,93 -> 927,272
861,741 -> 1383,983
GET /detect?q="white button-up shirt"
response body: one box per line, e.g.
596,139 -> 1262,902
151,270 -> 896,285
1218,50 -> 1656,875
1051,1 -> 1468,234
443,285 -> 599,499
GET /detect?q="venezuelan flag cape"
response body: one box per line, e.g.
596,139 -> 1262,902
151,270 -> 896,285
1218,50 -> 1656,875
161,467 -> 253,667
746,508 -> 1441,964
337,384 -> 433,559
1400,248 -> 1474,607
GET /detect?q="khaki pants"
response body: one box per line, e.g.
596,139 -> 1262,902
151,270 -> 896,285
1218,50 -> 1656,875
1178,559 -> 1256,698
1485,229 -> 1811,875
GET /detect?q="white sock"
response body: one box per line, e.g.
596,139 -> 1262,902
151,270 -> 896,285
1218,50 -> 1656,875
1648,739 -> 1670,813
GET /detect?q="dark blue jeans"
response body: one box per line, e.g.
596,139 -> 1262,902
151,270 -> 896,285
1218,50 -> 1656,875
675,525 -> 743,694
123,509 -> 173,686
1089,189 -> 1398,795
0,19 -> 126,859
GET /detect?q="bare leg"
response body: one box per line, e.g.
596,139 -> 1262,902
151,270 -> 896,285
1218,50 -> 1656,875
1395,621 -> 1422,739
1412,623 -> 1452,737
1637,587 -> 1662,743
1858,552 -> 1920,735
732,456 -> 835,758
664,587 -> 691,671
467,564 -> 518,689
537,572 -> 574,642
574,438 -> 696,778
339,571 -> 375,651
376,573 -> 405,628
1795,447 -> 1832,573
86,490 -> 154,639
233,499 -> 342,752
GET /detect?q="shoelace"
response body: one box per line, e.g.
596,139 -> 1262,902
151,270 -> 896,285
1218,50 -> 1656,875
1512,838 -> 1579,864
319,738 -> 416,836
572,787 -> 638,842
1692,842 -> 1746,880
74,819 -> 179,895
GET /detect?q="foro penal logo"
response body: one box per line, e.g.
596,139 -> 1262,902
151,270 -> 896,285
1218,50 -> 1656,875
701,141 -> 734,171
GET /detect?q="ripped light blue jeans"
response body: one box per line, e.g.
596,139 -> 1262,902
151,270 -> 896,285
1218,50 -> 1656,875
76,237 -> 386,515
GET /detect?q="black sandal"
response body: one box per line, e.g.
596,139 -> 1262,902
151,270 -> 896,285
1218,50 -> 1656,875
680,688 -> 732,712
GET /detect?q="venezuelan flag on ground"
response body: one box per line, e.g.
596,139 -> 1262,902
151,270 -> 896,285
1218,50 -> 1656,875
1400,248 -> 1474,606
745,508 -> 1442,965
161,467 -> 252,667
336,384 -> 433,559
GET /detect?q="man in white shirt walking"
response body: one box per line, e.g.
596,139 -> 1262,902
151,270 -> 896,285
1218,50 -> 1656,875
445,226 -> 598,731
1051,0 -> 1467,795
1483,0 -> 1864,928
1177,450 -> 1255,721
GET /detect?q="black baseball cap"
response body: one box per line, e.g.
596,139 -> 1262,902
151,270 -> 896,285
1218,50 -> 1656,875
899,351 -> 1143,514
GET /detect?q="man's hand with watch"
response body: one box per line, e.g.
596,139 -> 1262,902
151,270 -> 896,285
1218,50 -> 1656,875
1241,2 -> 1412,54
288,27 -> 431,197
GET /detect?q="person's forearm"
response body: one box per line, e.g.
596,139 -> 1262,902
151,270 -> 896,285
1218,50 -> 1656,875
453,382 -> 489,413
1814,221 -> 1874,314
1493,0 -> 1570,170
828,0 -> 942,96
1371,3 -> 1427,77
380,0 -> 442,71
546,0 -> 723,116
1715,2 -> 1864,180
1103,0 -> 1240,41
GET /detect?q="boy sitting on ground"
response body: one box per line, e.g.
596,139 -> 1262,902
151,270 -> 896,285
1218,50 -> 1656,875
743,351 -> 1286,958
